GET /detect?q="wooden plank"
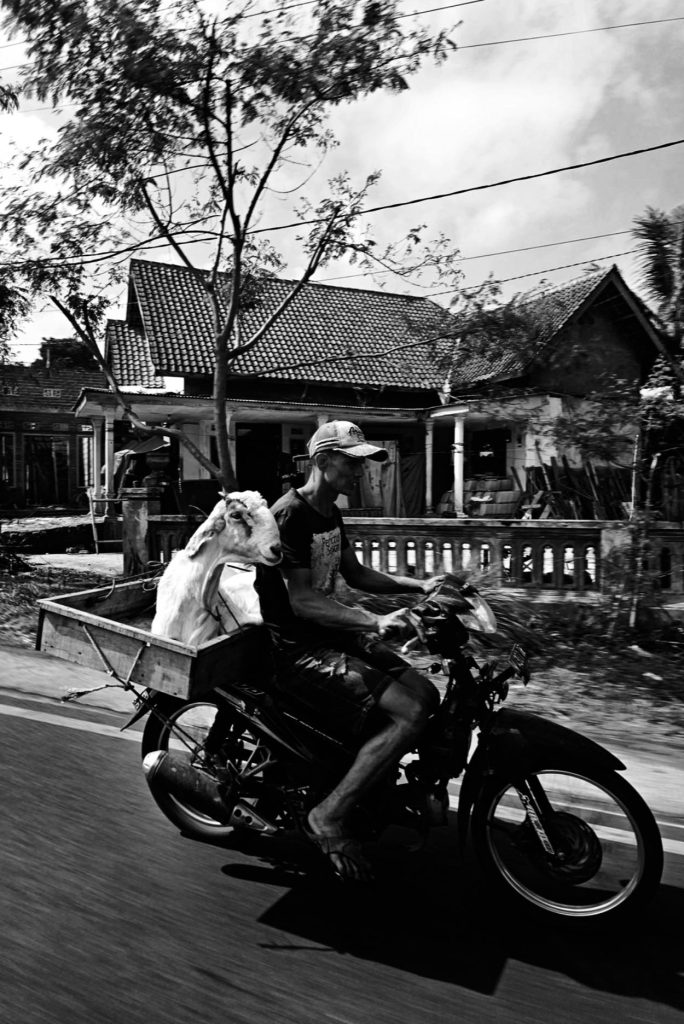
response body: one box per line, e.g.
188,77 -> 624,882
510,466 -> 526,494
36,572 -> 271,699
39,610 -> 195,698
585,461 -> 607,518
190,627 -> 274,699
37,597 -> 189,656
38,579 -> 157,619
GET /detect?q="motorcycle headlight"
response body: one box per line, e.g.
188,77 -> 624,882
456,590 -> 498,634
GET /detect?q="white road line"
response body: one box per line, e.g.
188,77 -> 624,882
2,700 -> 682,856
0,702 -> 140,741
447,796 -> 684,857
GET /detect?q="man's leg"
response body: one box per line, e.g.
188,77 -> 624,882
307,667 -> 438,880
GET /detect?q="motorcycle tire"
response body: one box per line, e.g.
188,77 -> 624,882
471,764 -> 664,928
141,694 -> 279,841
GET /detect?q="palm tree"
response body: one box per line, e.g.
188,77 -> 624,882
633,204 -> 684,354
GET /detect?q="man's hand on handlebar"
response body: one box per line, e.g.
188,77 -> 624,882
377,608 -> 415,641
419,575 -> 446,596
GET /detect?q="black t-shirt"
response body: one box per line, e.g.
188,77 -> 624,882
255,488 -> 350,648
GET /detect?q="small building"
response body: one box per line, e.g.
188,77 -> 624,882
0,362 -> 106,507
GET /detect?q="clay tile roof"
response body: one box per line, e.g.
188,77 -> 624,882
106,319 -> 165,389
127,259 -> 454,390
519,267 -> 614,343
108,261 -> 646,396
443,267 -> 618,389
0,363 -> 107,410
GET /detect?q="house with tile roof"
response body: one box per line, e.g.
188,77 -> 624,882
74,259 -> 662,518
1,361 -> 107,507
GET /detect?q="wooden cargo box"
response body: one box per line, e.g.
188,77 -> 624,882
36,579 -> 272,700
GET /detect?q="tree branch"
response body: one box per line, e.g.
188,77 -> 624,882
50,294 -> 221,478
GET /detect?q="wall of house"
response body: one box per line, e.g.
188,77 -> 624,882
528,313 -> 645,396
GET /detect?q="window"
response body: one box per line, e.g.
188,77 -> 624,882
43,388 -> 62,399
1,384 -> 19,397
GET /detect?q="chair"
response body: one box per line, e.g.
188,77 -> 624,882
86,488 -> 123,553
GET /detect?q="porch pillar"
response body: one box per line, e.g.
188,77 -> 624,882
452,414 -> 465,516
424,419 -> 435,514
92,419 -> 103,498
104,413 -> 116,497
316,413 -> 329,429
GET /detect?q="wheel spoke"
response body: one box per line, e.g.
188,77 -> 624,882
484,770 -> 654,918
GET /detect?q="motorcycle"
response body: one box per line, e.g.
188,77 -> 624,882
134,574 -> 664,926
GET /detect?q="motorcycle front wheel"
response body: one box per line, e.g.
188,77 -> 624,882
141,695 -> 279,841
471,765 -> 663,927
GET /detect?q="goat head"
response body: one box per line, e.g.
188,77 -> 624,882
185,490 -> 281,566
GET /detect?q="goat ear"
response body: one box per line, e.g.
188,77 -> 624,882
184,508 -> 227,559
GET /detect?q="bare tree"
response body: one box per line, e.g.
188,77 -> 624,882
0,0 -> 461,487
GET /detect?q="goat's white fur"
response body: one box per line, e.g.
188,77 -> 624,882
151,490 -> 280,646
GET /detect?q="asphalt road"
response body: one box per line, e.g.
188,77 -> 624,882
1,693 -> 683,1024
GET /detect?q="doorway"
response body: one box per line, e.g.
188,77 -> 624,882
24,435 -> 70,505
236,423 -> 284,505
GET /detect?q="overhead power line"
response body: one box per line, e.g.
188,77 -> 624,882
458,16 -> 684,51
2,246 -> 648,350
426,248 -> 640,295
2,11 -> 681,80
316,227 -> 638,284
0,0 -> 484,73
252,137 -> 684,234
0,138 -> 680,273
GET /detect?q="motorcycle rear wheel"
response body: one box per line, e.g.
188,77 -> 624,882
142,696 -> 278,840
471,765 -> 663,927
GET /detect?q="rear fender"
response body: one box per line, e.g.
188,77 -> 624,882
455,708 -> 625,851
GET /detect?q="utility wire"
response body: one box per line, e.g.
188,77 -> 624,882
427,248 -> 640,295
0,0 -> 483,73
458,16 -> 684,51
252,137 -> 684,234
1,10 -> 679,79
246,249 -> 643,378
0,139 -> 680,272
316,227 -> 638,284
2,246 -> 646,351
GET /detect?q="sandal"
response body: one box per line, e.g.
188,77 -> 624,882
303,823 -> 374,882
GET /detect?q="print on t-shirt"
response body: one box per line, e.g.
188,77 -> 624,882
310,527 -> 342,595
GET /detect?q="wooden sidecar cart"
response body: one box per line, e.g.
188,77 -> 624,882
36,578 -> 272,700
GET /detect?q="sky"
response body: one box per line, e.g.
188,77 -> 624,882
1,0 -> 683,362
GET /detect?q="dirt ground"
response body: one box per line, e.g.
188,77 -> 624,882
1,559 -> 683,757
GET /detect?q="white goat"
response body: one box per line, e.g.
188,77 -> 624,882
151,491 -> 281,646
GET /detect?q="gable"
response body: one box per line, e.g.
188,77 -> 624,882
445,267 -> 660,396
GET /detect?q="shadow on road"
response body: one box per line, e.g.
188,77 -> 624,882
216,826 -> 684,1010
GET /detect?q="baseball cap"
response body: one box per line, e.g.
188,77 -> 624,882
304,421 -> 388,462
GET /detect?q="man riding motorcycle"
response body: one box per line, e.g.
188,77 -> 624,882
255,420 -> 443,881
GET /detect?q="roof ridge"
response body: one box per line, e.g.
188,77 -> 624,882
129,256 -> 443,305
518,264 -> 615,305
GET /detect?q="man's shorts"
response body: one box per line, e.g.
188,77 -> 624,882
274,631 -> 411,740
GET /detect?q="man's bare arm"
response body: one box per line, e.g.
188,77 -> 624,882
285,564 -> 412,638
340,546 -> 440,595
286,565 -> 381,632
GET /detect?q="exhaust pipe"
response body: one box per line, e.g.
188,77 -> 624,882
142,750 -> 276,833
